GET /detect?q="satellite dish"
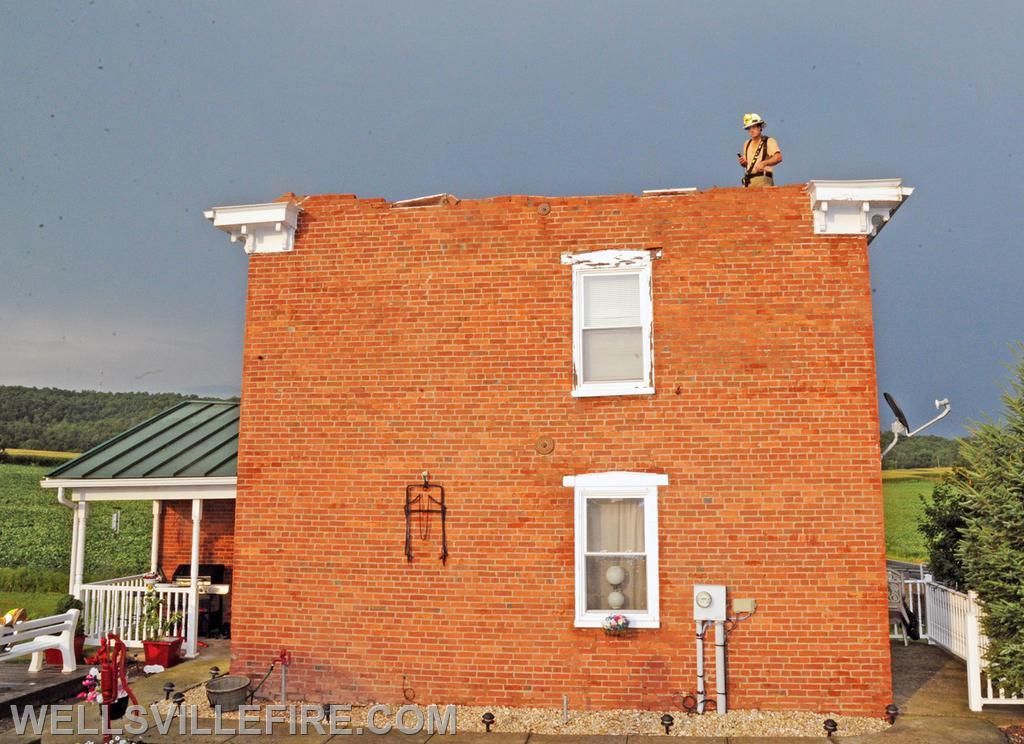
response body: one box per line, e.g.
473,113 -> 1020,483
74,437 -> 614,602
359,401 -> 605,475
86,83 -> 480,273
883,392 -> 909,432
880,393 -> 951,461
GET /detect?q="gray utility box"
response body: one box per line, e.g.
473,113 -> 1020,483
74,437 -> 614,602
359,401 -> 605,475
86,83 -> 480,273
693,584 -> 727,622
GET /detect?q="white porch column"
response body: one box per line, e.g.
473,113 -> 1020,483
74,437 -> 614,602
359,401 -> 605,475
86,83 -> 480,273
186,499 -> 202,658
72,501 -> 89,598
150,501 -> 162,574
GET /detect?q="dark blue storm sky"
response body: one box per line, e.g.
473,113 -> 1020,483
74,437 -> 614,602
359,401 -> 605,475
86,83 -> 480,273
2,1 -> 1022,435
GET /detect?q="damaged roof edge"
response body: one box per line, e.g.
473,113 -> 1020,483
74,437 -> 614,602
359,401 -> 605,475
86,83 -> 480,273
202,179 -> 914,254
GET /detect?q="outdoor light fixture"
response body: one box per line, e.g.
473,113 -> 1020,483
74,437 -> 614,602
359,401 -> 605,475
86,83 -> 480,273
606,565 -> 626,609
823,719 -> 838,737
162,682 -> 175,701
660,714 -> 674,734
482,712 -> 495,733
209,666 -> 221,680
880,393 -> 951,460
885,703 -> 899,724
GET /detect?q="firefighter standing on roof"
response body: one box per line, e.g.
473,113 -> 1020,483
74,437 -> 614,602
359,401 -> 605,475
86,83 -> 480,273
738,113 -> 782,188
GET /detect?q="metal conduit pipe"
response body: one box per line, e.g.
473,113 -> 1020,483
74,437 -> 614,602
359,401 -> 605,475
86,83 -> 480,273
714,620 -> 727,713
695,620 -> 707,713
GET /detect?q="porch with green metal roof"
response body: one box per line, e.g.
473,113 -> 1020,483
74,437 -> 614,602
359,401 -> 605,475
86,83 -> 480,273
39,400 -> 239,660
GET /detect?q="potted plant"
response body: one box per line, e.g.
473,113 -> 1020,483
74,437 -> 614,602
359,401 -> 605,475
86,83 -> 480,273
45,595 -> 86,665
139,585 -> 184,667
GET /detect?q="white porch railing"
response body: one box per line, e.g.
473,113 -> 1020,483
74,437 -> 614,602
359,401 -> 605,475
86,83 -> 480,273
80,577 -> 197,657
888,567 -> 1024,711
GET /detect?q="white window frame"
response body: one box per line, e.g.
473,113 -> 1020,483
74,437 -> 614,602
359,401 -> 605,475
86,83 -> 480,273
563,471 -> 665,629
562,249 -> 655,398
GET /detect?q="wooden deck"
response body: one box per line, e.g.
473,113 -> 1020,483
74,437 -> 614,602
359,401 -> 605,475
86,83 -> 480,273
0,661 -> 88,719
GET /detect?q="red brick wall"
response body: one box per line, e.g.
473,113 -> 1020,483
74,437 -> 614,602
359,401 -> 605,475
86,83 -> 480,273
230,185 -> 891,715
158,499 -> 236,587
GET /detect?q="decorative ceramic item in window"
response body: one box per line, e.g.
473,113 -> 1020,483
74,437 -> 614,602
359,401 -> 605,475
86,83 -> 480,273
602,614 -> 630,636
606,565 -> 626,609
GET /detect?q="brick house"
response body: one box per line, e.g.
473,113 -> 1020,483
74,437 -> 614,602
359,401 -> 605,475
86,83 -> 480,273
46,179 -> 913,716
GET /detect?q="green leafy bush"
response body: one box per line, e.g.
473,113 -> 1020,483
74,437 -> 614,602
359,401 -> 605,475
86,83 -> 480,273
54,594 -> 85,634
919,480 -> 968,588
934,347 -> 1024,693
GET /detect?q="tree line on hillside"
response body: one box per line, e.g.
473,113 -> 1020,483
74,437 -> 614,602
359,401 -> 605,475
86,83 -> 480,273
0,385 -> 233,453
880,432 -> 963,469
0,383 -> 964,461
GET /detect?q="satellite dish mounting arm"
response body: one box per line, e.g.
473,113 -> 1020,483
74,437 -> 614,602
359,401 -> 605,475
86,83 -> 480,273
881,395 -> 951,461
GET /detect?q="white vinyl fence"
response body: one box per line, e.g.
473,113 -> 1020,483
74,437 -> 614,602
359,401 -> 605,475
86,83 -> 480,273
889,568 -> 1023,711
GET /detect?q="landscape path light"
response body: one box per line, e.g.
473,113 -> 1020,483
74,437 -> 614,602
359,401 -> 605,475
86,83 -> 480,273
660,713 -> 674,733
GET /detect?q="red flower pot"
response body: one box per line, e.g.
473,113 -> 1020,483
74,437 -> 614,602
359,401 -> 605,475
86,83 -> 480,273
141,637 -> 183,668
45,634 -> 86,666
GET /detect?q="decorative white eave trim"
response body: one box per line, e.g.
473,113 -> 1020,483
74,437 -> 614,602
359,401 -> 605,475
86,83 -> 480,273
563,472 -> 669,488
204,201 -> 301,254
808,179 -> 914,243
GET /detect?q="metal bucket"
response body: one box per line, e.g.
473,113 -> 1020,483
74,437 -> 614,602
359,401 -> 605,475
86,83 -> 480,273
205,674 -> 251,712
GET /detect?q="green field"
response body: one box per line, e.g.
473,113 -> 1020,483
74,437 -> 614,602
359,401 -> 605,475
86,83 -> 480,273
0,591 -> 62,618
882,468 -> 948,562
0,463 -> 151,579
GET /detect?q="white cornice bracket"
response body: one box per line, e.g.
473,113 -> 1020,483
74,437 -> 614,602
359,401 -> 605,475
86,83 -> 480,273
204,201 -> 301,254
808,179 -> 914,243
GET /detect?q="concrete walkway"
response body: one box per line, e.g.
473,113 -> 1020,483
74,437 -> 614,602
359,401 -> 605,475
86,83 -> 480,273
841,641 -> 1024,743
3,641 -> 1022,743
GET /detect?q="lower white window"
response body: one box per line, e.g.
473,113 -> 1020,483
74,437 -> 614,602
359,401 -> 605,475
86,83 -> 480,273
564,471 -> 665,628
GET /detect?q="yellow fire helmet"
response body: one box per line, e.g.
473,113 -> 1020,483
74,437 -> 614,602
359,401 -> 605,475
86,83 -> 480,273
742,113 -> 765,130
2,608 -> 28,627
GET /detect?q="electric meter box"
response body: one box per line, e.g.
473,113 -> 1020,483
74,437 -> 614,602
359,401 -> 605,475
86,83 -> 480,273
693,584 -> 727,621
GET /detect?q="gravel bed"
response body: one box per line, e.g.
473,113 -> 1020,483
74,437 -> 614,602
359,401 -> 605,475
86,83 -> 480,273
154,686 -> 889,738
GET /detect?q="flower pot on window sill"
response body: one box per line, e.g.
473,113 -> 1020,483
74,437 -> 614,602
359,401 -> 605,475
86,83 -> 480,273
45,633 -> 86,665
142,636 -> 183,667
603,628 -> 630,637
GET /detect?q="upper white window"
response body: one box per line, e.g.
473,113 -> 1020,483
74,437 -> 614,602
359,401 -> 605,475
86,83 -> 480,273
564,471 -> 665,629
562,250 -> 654,397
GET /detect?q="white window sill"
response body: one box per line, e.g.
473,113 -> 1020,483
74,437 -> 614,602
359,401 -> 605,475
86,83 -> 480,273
572,384 -> 655,398
574,614 -> 660,629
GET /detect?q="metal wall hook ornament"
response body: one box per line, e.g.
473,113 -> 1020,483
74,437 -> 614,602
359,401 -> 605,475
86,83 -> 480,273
405,471 -> 448,564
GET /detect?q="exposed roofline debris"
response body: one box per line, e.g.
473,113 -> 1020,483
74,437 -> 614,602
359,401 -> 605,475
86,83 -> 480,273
641,188 -> 698,197
391,193 -> 459,208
